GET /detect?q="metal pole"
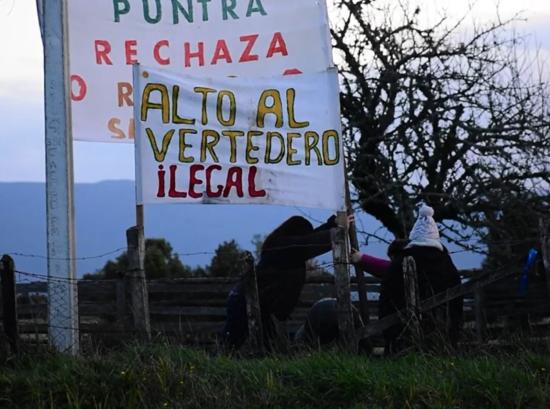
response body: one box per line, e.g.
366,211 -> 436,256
35,0 -> 44,43
133,64 -> 145,231
130,64 -> 150,340
43,0 -> 79,354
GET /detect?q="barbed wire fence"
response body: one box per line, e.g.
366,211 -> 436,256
3,242 -> 348,354
2,228 -> 549,354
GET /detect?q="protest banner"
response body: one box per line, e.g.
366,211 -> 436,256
133,65 -> 345,210
67,0 -> 334,143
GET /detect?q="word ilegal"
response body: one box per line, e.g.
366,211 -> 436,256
156,164 -> 266,199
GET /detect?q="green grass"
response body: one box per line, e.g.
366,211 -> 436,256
0,344 -> 549,409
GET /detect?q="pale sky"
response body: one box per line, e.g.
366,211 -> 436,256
1,0 -> 550,183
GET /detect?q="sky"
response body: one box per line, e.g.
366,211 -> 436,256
1,0 -> 549,269
1,0 -> 549,183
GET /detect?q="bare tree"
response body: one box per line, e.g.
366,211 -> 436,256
332,0 -> 550,250
482,194 -> 541,270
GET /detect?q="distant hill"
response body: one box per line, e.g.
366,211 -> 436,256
0,181 -> 482,278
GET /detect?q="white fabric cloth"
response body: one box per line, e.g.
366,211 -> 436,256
407,204 -> 444,251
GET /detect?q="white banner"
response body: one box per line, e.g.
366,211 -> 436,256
134,66 -> 345,210
67,0 -> 333,143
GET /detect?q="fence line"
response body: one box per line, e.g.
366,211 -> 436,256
2,234 -> 544,263
5,269 -> 550,353
2,229 -> 549,354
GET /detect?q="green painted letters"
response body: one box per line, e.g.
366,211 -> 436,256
172,0 -> 193,23
196,0 -> 211,21
143,0 -> 162,24
222,0 -> 239,20
246,0 -> 266,17
113,0 -> 130,22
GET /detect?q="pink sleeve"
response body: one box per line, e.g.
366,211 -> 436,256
360,254 -> 391,277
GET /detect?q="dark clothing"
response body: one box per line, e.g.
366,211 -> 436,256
221,283 -> 248,349
222,217 -> 336,349
295,298 -> 363,346
256,218 -> 335,322
379,245 -> 463,354
297,298 -> 340,345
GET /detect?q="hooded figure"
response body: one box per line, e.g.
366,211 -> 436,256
222,215 -> 338,350
294,298 -> 364,347
379,204 -> 463,354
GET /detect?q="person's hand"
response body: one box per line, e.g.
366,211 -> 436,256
350,248 -> 362,264
333,213 -> 355,229
347,214 -> 355,228
326,214 -> 337,228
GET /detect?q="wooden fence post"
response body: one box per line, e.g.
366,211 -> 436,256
345,175 -> 370,324
126,226 -> 151,340
539,218 -> 550,300
332,212 -> 355,351
1,255 -> 18,354
474,286 -> 486,343
356,265 -> 522,342
402,256 -> 421,344
243,251 -> 264,354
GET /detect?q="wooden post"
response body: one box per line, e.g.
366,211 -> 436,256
402,256 -> 421,343
332,211 -> 355,351
136,205 -> 144,230
356,265 -> 520,341
474,287 -> 486,343
1,255 -> 18,354
539,218 -> 550,299
345,177 -> 370,324
126,226 -> 151,340
344,157 -> 370,325
243,251 -> 264,354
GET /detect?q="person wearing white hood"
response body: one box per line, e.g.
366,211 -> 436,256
406,204 -> 445,251
379,204 -> 463,355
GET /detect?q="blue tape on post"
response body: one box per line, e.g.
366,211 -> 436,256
519,248 -> 538,297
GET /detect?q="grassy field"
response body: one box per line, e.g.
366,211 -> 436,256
0,344 -> 549,409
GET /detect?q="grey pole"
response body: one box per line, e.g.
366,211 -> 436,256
35,0 -> 44,42
43,0 -> 79,354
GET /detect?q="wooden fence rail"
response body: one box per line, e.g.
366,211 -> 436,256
3,267 -> 550,350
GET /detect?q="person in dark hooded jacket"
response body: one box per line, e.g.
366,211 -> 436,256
294,297 -> 364,347
379,204 -> 463,354
222,214 -> 347,349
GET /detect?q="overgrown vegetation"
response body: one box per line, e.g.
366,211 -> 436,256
1,344 -> 549,409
